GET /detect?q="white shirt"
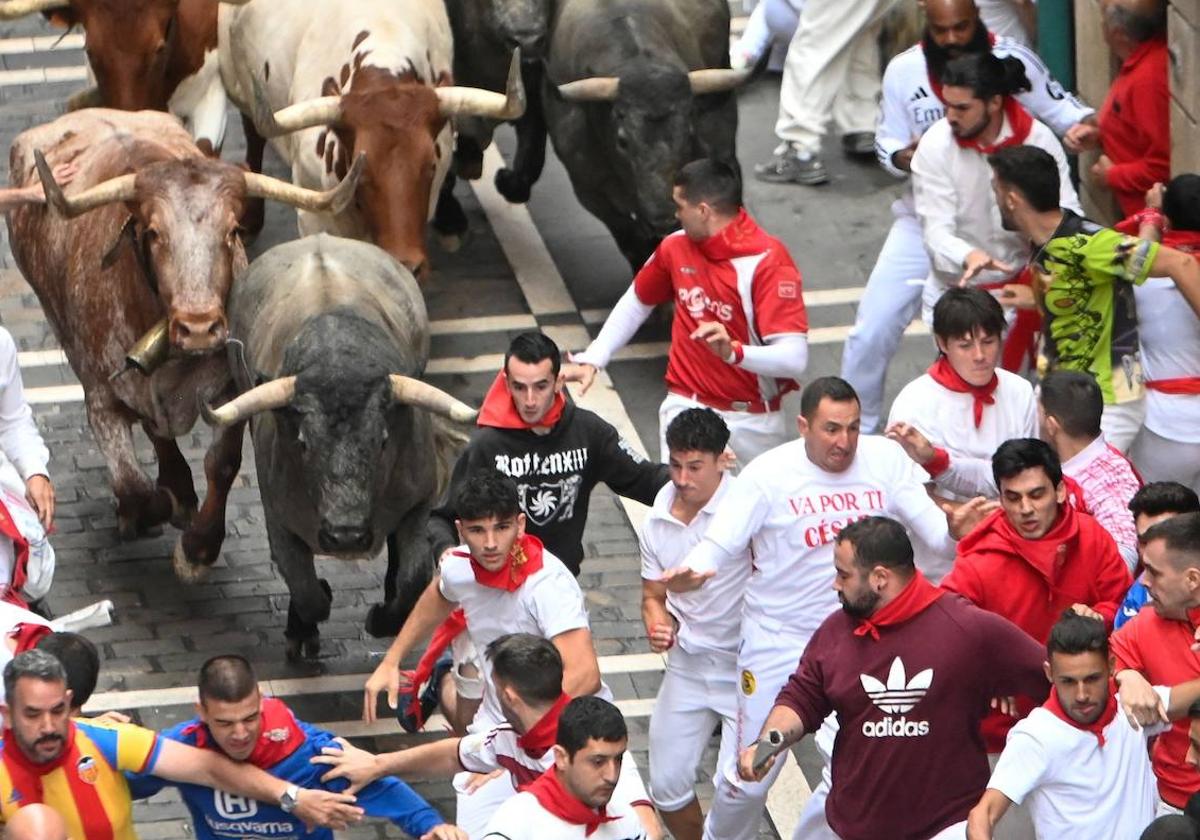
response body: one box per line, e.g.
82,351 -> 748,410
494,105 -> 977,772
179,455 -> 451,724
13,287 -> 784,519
977,1 -> 1038,47
685,436 -> 958,639
639,475 -> 748,656
439,547 -> 596,732
987,688 -> 1170,840
0,328 -> 50,483
875,37 -> 1092,180
912,113 -> 1081,295
1134,276 -> 1200,443
887,369 -> 1037,499
482,789 -> 647,840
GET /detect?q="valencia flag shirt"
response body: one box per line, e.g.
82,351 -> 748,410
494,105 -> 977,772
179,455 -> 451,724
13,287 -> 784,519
0,718 -> 162,840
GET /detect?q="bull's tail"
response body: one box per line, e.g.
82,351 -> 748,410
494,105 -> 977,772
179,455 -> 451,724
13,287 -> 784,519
431,414 -> 471,499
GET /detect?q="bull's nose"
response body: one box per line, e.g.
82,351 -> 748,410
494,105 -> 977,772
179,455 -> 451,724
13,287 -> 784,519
318,522 -> 373,553
505,33 -> 545,57
170,310 -> 228,353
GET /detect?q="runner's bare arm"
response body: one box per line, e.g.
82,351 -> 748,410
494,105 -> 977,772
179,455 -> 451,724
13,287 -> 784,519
553,627 -> 603,697
736,705 -> 805,782
966,789 -> 1013,840
1154,245 -> 1200,320
641,578 -> 676,653
313,736 -> 463,793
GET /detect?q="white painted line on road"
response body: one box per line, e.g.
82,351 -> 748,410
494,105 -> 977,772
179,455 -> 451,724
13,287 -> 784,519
0,33 -> 84,54
430,313 -> 537,336
0,64 -> 86,88
17,348 -> 68,368
26,383 -> 82,404
82,651 -> 668,713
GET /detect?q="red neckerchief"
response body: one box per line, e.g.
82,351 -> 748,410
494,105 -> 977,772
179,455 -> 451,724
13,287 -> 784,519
1043,680 -> 1119,746
697,208 -> 772,262
457,533 -> 545,592
10,622 -> 51,653
927,355 -> 998,428
523,767 -> 618,836
516,693 -> 571,757
985,503 -> 1082,581
0,497 -> 31,606
924,33 -> 997,103
954,96 -> 1033,154
186,697 -> 306,767
477,371 -> 566,431
401,608 -> 469,728
853,571 -> 945,641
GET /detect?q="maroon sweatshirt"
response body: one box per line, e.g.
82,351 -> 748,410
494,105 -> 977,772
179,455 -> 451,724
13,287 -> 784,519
776,594 -> 1047,840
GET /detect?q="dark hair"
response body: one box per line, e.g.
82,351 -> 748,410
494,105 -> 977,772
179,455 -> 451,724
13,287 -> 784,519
673,158 -> 742,216
835,517 -> 915,573
1105,3 -> 1167,43
1046,608 -> 1109,659
1164,174 -> 1200,233
665,408 -> 730,456
800,376 -> 859,421
988,145 -> 1061,213
992,438 -> 1063,489
1130,482 -> 1200,520
557,696 -> 627,759
1039,370 -> 1103,439
505,331 -> 561,377
932,286 -> 1007,341
486,633 -> 563,706
456,470 -> 522,522
35,633 -> 99,709
1138,815 -> 1199,840
1141,512 -> 1200,569
3,649 -> 66,705
198,655 -> 258,704
941,52 -> 1031,100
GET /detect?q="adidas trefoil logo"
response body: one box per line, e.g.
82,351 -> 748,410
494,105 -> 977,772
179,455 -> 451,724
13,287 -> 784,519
861,657 -> 933,713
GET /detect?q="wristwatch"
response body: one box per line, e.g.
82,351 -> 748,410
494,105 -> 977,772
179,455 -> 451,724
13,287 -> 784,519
279,784 -> 301,813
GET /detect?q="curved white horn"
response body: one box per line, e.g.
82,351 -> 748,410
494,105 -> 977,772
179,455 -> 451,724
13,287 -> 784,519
437,47 -> 526,120
203,376 -> 296,426
244,152 -> 364,214
556,75 -> 619,102
250,76 -> 342,138
687,67 -> 753,95
390,375 -> 478,424
0,0 -> 67,19
35,149 -> 136,218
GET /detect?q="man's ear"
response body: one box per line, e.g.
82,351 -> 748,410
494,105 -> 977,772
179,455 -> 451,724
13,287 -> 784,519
1054,480 -> 1068,506
796,415 -> 809,438
1043,660 -> 1053,683
455,519 -> 464,543
552,744 -> 569,771
515,512 -> 527,538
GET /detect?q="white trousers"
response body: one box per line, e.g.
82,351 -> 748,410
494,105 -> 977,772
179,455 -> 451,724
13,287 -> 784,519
1101,399 -> 1147,454
703,620 -> 811,840
838,207 -> 929,433
648,647 -> 740,811
737,0 -> 804,71
658,392 -> 789,466
1130,427 -> 1200,493
775,0 -> 900,152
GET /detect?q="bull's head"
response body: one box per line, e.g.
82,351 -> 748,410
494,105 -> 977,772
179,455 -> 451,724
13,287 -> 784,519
557,64 -> 751,242
250,50 -> 525,276
477,0 -> 552,59
203,344 -> 476,553
34,149 -> 362,355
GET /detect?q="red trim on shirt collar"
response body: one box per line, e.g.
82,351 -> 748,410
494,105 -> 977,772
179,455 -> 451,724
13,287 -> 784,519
1043,681 -> 1119,747
523,767 -> 618,836
516,693 -> 571,757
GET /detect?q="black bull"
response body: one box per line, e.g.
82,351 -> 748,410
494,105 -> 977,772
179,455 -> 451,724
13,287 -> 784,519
205,234 -> 475,658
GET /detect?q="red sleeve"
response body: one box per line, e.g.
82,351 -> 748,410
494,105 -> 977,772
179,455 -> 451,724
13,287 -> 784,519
1105,68 -> 1170,197
1110,621 -> 1143,673
774,630 -> 832,733
632,244 -> 675,306
750,249 -> 808,340
1089,534 -> 1133,629
939,554 -> 985,606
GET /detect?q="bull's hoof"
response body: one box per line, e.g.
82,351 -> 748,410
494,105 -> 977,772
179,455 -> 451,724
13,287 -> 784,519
172,538 -> 212,584
437,232 -> 465,253
286,635 -> 321,662
494,168 -> 532,204
117,515 -> 162,541
364,601 -> 403,638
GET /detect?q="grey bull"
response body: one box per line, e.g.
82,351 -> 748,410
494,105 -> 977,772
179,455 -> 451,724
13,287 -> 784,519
204,234 -> 476,657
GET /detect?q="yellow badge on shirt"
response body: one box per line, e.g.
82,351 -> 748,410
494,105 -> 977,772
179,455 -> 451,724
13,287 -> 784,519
741,669 -> 756,696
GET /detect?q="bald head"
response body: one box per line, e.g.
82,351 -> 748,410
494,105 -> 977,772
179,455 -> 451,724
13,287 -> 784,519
6,804 -> 68,840
922,0 -> 989,74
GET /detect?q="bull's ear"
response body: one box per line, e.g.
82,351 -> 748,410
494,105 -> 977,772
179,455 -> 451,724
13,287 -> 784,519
100,215 -> 137,269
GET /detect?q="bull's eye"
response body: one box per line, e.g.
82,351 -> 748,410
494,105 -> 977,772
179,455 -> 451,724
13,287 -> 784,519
380,429 -> 389,451
615,126 -> 629,151
297,427 -> 308,453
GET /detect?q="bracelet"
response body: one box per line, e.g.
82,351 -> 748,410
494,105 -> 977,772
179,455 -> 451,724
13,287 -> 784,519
727,341 -> 745,365
1131,207 -> 1166,232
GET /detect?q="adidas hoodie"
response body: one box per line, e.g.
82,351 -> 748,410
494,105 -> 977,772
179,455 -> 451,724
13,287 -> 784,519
776,595 -> 1046,840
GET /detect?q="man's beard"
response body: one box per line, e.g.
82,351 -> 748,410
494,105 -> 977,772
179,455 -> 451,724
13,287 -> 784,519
923,21 -> 993,80
839,589 -> 882,619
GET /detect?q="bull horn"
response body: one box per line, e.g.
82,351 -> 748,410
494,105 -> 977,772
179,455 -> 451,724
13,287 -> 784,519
390,375 -> 478,424
687,67 -> 753,95
0,0 -> 67,19
65,86 -> 103,112
436,48 -> 525,120
35,149 -> 137,218
243,152 -> 364,214
556,75 -> 619,103
202,376 -> 296,426
251,77 -> 342,138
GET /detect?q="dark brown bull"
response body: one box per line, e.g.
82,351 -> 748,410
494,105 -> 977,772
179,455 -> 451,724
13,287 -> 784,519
6,109 -> 360,579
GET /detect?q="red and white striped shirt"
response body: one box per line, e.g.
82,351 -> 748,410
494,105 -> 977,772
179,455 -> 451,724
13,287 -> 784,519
1062,435 -> 1142,574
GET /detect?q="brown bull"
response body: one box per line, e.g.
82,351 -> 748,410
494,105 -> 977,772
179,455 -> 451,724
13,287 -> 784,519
6,109 -> 359,579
